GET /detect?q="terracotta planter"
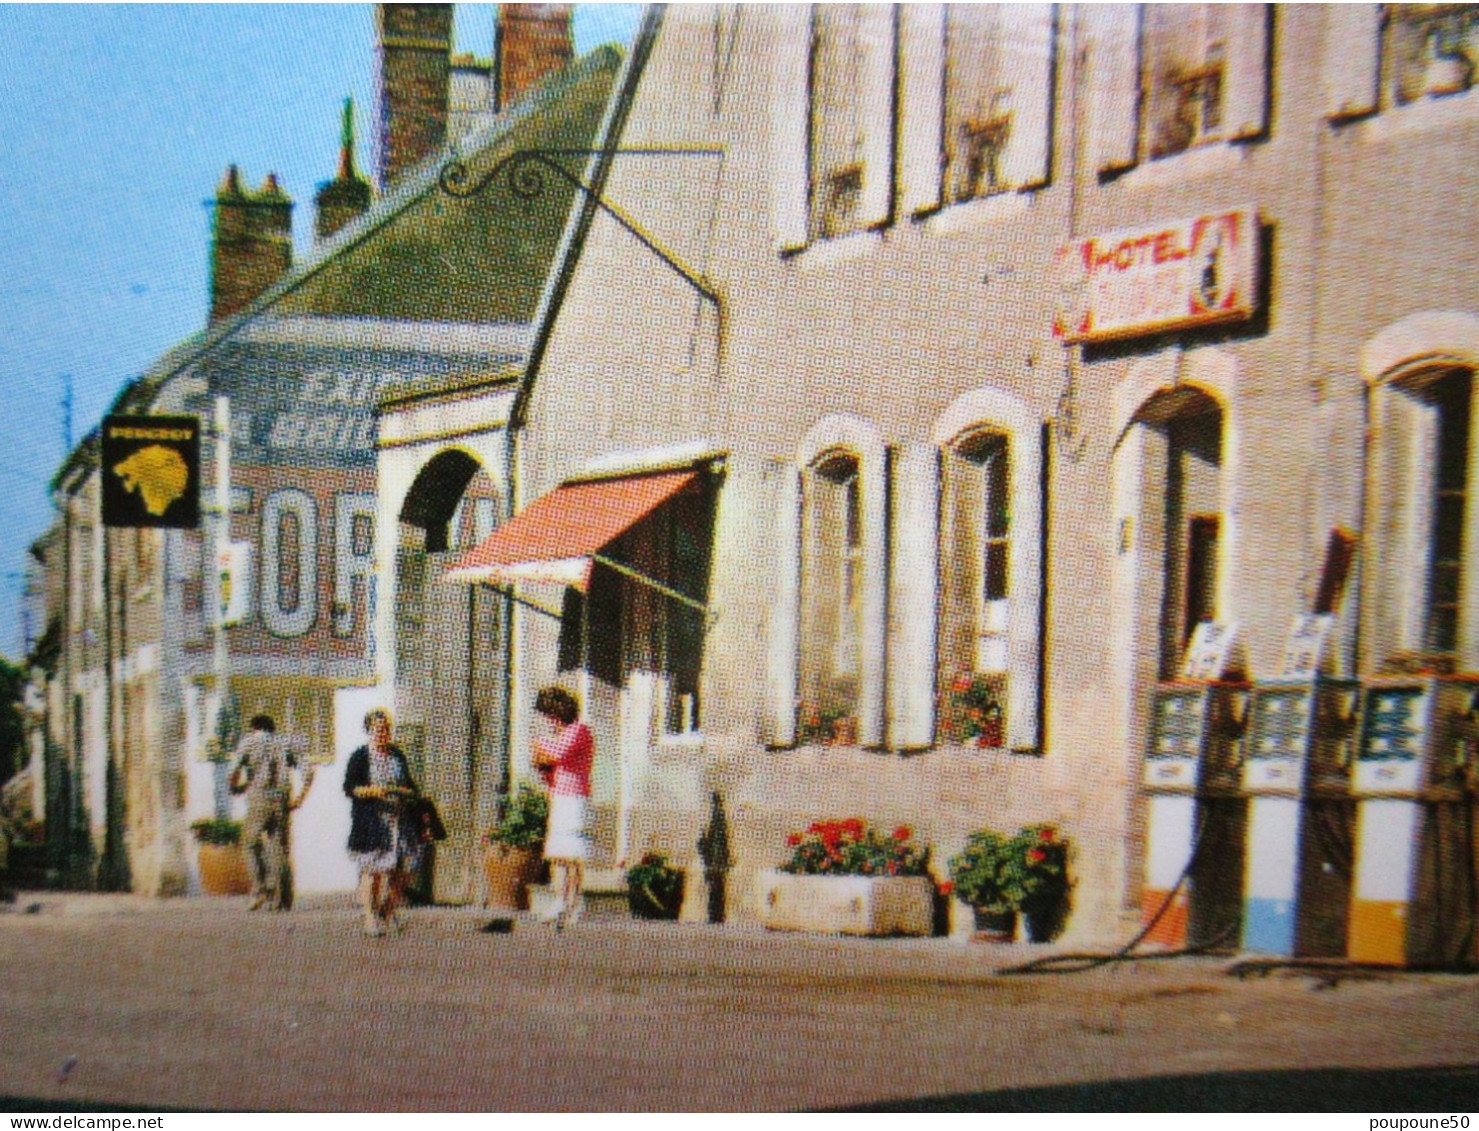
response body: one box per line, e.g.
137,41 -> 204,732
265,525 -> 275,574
755,870 -> 934,937
483,844 -> 542,910
197,843 -> 251,896
971,905 -> 1018,943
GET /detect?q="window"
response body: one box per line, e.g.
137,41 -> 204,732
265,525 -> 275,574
1143,5 -> 1233,158
931,391 -> 1044,752
1365,367 -> 1477,673
799,453 -> 864,741
939,434 -> 1011,745
772,5 -> 894,251
1089,4 -> 1268,176
943,6 -> 1054,202
1380,4 -> 1479,108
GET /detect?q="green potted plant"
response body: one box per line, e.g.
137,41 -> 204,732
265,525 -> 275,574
1016,823 -> 1071,943
624,852 -> 685,920
948,827 -> 1028,940
189,817 -> 249,896
758,818 -> 936,936
482,782 -> 547,910
948,823 -> 1073,943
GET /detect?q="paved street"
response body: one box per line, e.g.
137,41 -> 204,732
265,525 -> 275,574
2,892 -> 1478,1112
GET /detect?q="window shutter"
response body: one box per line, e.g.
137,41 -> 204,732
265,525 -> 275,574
1085,4 -> 1141,175
898,4 -> 944,217
764,463 -> 801,747
857,4 -> 897,229
1224,4 -> 1270,141
1000,4 -> 1055,190
771,5 -> 812,253
858,445 -> 891,748
888,444 -> 939,749
1007,422 -> 1044,752
1321,4 -> 1379,120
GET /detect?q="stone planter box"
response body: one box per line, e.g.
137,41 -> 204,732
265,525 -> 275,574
755,870 -> 934,937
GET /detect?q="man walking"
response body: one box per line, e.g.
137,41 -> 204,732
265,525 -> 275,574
230,715 -> 311,910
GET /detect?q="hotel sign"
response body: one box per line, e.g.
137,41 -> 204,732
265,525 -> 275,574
1054,206 -> 1257,344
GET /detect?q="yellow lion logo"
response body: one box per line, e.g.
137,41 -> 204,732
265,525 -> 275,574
113,445 -> 189,517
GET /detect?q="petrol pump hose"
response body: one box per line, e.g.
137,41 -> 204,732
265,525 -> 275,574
999,803 -> 1239,976
1000,782 -> 1479,979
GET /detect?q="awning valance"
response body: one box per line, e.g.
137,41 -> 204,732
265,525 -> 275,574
442,469 -> 698,591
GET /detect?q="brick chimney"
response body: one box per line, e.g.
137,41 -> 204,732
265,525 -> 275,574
209,167 -> 293,324
494,4 -> 574,112
315,97 -> 373,243
375,3 -> 453,193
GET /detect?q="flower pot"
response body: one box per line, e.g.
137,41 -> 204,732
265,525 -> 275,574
1023,897 -> 1068,944
628,873 -> 685,920
483,844 -> 542,910
197,843 -> 251,896
971,905 -> 1017,943
755,870 -> 934,937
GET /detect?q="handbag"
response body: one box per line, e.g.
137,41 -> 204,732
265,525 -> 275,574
413,795 -> 448,844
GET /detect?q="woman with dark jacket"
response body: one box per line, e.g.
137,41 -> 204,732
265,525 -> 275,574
343,708 -> 421,937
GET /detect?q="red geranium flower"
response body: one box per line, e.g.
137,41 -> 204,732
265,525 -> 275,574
892,825 -> 912,842
1027,848 -> 1046,865
786,833 -> 802,847
1038,827 -> 1056,842
937,881 -> 954,896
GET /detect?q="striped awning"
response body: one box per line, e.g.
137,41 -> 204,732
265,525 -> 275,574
442,469 -> 698,591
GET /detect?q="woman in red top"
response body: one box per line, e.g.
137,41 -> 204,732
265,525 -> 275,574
531,685 -> 593,928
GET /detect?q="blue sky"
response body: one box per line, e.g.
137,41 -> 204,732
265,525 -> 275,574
0,4 -> 641,658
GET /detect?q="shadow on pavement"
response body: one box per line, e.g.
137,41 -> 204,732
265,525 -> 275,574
833,1063 -> 1479,1112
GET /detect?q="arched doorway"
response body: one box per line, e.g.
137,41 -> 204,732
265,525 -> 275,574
395,450 -> 506,904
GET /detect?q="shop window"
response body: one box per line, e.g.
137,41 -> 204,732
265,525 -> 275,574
799,453 -> 864,743
943,6 -> 1055,202
938,434 -> 1011,746
1382,4 -> 1479,107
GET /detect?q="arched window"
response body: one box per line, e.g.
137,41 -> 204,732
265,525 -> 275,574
932,390 -> 1043,752
1367,366 -> 1478,671
799,452 -> 864,739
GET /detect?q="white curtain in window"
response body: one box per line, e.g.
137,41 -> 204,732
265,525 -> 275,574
888,443 -> 939,750
1321,4 -> 1380,119
1223,4 -> 1270,141
1085,3 -> 1141,175
770,5 -> 811,252
898,3 -> 945,217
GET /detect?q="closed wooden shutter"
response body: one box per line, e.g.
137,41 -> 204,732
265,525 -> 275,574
888,444 -> 939,749
763,463 -> 801,746
1224,4 -> 1271,141
999,4 -> 1056,190
857,4 -> 897,228
898,4 -> 945,217
771,5 -> 812,253
1085,4 -> 1141,175
1321,4 -> 1379,120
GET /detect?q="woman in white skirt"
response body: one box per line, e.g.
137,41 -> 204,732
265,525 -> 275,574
532,686 -> 593,928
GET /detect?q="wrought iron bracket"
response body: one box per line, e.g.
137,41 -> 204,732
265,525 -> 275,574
438,147 -> 723,306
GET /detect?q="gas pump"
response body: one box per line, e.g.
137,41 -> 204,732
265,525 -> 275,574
1240,615 -> 1359,957
1348,674 -> 1479,967
1141,622 -> 1249,949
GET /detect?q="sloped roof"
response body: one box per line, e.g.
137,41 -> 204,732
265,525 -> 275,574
274,46 -> 621,324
